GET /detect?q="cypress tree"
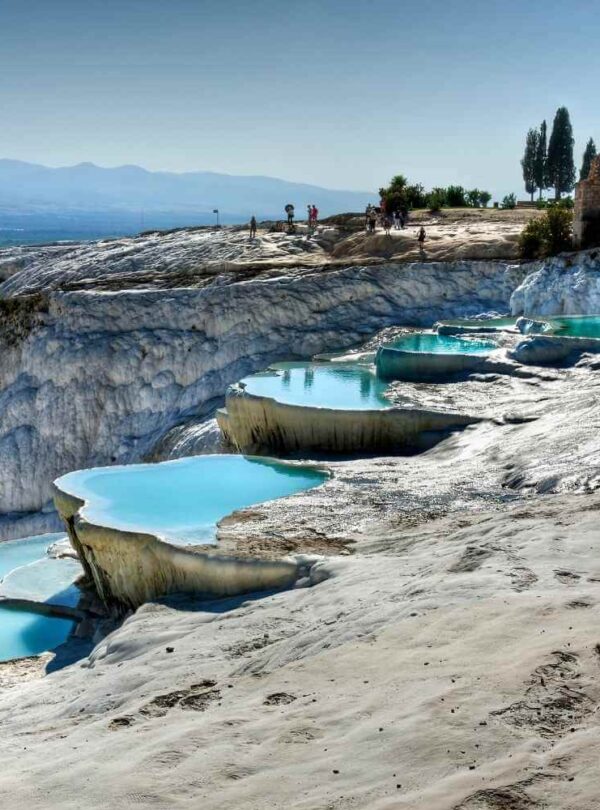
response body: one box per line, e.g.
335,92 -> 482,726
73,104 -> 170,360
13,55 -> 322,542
547,107 -> 576,200
521,129 -> 539,201
534,120 -> 548,200
580,137 -> 597,180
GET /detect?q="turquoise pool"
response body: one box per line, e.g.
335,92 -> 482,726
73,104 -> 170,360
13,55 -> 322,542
239,362 -> 394,410
0,607 -> 74,662
55,455 -> 327,545
540,315 -> 600,339
436,317 -> 515,330
390,333 -> 497,355
0,533 -> 78,662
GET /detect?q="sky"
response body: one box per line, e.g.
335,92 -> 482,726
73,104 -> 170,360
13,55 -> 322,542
0,0 -> 599,199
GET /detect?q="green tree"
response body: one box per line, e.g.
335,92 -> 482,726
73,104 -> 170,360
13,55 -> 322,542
379,174 -> 409,212
547,107 -> 576,200
534,120 -> 548,200
521,128 -> 539,202
479,191 -> 492,208
405,183 -> 428,208
445,185 -> 467,207
466,189 -> 482,207
580,137 -> 597,180
501,193 -> 517,209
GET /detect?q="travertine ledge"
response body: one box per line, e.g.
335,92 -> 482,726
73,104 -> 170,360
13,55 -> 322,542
52,478 -> 318,613
218,385 -> 482,454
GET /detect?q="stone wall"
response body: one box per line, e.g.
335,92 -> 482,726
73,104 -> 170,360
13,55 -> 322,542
574,155 -> 600,248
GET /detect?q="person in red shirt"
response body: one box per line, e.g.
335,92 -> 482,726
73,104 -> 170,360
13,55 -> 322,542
311,205 -> 318,226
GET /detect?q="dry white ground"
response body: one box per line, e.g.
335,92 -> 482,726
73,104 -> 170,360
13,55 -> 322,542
0,353 -> 598,810
0,212 -> 533,296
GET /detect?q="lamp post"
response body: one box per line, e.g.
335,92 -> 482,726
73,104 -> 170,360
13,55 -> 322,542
213,208 -> 220,228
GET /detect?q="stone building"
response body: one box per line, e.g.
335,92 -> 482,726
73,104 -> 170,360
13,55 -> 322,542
573,154 -> 600,248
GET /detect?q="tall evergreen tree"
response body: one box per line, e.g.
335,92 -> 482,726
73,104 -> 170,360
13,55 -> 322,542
547,107 -> 576,200
580,137 -> 597,180
521,128 -> 539,201
534,120 -> 548,200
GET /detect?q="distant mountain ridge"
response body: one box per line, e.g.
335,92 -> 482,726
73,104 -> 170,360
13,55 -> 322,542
0,159 -> 376,219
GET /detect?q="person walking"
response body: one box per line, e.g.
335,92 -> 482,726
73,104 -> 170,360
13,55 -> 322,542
307,204 -> 312,226
249,215 -> 257,239
417,225 -> 426,252
311,205 -> 318,227
285,204 -> 295,232
368,209 -> 377,233
383,215 -> 392,236
365,204 -> 373,230
393,210 -> 401,230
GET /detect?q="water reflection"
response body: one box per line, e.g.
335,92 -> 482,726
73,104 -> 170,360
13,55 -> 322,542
241,362 -> 392,411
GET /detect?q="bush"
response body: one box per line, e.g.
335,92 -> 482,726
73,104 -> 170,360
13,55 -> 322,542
551,196 -> 574,209
479,191 -> 492,208
428,189 -> 447,212
518,208 -> 573,259
501,193 -> 517,209
518,218 -> 548,259
536,199 -> 548,210
545,207 -> 573,254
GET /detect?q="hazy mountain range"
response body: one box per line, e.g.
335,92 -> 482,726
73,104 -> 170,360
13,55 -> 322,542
0,159 -> 377,245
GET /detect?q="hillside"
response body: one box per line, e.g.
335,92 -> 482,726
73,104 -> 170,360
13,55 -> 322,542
0,160 -> 379,242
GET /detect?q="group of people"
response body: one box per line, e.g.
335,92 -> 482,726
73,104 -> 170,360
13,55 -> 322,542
249,204 -> 320,238
284,203 -> 319,231
365,203 -> 426,249
249,202 -> 425,249
306,204 -> 319,227
365,204 -> 409,234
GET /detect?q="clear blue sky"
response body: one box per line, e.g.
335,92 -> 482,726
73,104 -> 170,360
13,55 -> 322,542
1,0 -> 598,199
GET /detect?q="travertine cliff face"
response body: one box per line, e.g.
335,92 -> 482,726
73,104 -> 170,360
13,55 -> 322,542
0,260 -> 524,538
510,250 -> 600,315
53,482 -> 303,613
219,387 -> 480,454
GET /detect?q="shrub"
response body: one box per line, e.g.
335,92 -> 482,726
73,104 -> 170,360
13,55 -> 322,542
544,207 -> 573,254
518,208 -> 573,259
501,193 -> 517,209
536,199 -> 548,210
518,218 -> 548,259
479,191 -> 492,208
427,190 -> 446,212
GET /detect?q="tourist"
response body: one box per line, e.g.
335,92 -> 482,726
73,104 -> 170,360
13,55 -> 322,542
368,209 -> 377,233
393,210 -> 401,230
383,216 -> 392,236
417,225 -> 426,250
307,204 -> 312,226
249,215 -> 257,239
311,205 -> 318,226
365,203 -> 373,230
285,203 -> 295,232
